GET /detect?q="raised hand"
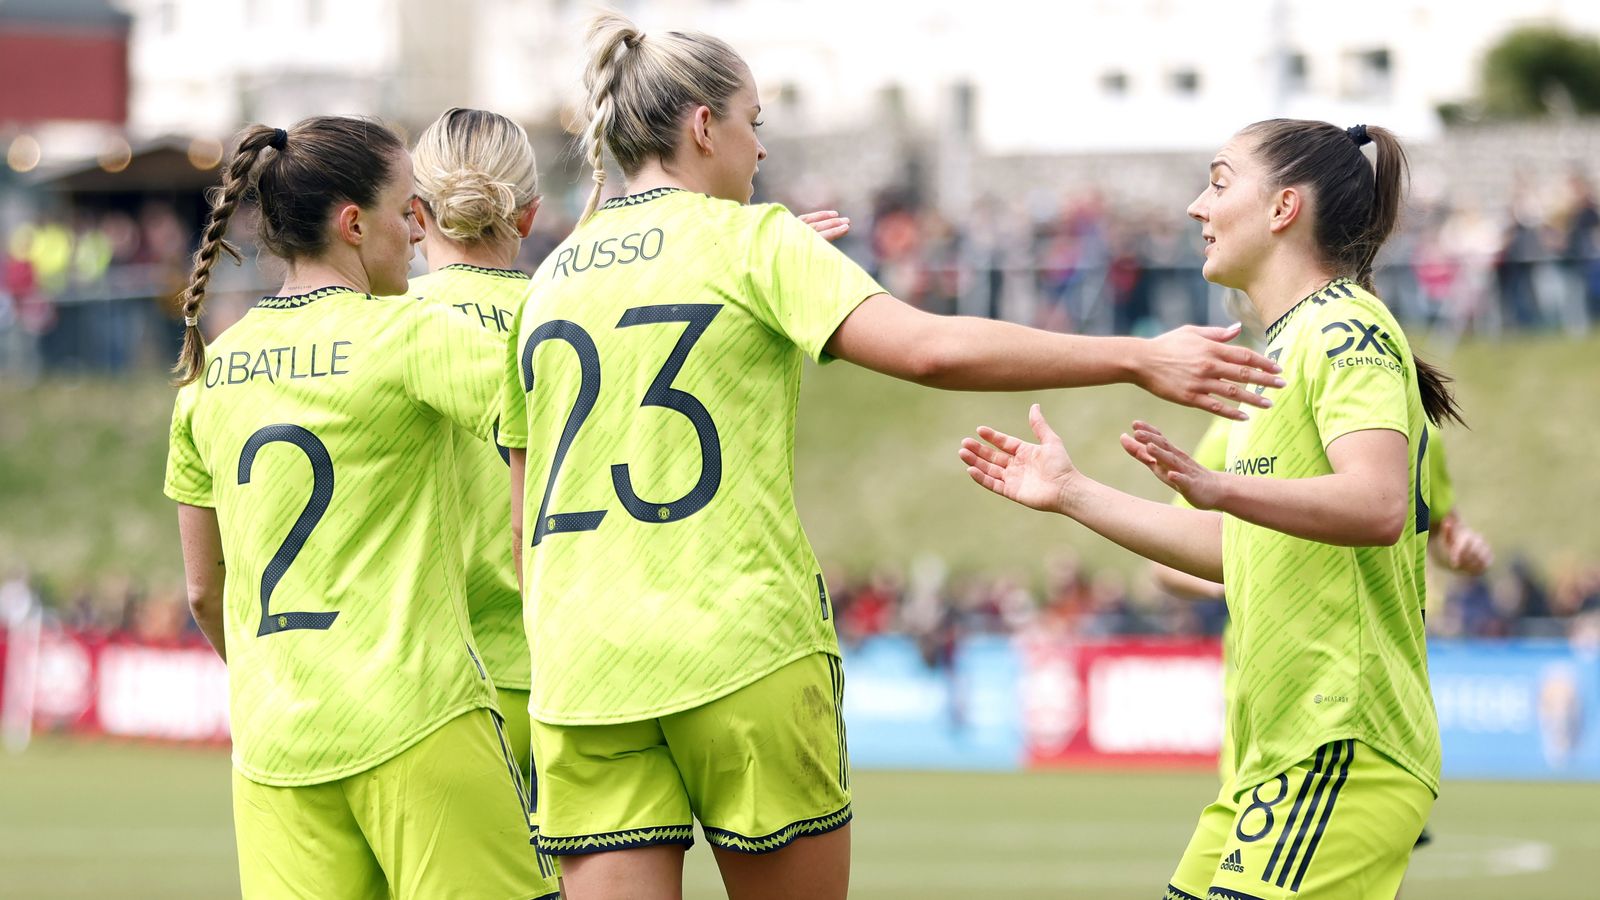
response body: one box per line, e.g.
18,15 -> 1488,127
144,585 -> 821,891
959,404 -> 1077,513
1135,323 -> 1285,421
1122,420 -> 1225,509
798,209 -> 851,242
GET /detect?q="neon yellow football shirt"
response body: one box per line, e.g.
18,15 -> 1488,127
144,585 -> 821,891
410,264 -> 531,691
1221,278 -> 1440,797
500,188 -> 886,724
165,287 -> 504,786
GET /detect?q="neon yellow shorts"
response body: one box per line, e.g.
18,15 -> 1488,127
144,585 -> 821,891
1166,739 -> 1432,900
231,708 -> 559,900
497,687 -> 533,789
530,651 -> 852,856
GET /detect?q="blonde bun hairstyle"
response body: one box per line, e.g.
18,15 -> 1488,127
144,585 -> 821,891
413,107 -> 538,245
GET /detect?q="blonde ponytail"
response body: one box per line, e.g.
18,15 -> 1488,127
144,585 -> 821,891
576,9 -> 747,222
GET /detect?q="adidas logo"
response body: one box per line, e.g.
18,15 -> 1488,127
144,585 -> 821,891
1221,849 -> 1246,873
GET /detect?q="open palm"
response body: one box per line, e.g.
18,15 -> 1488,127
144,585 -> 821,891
959,404 -> 1078,514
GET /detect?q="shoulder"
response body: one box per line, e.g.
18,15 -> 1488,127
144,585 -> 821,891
1298,281 -> 1406,357
407,271 -> 443,297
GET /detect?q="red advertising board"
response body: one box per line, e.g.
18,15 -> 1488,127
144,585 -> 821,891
1021,637 -> 1224,768
3,627 -> 229,744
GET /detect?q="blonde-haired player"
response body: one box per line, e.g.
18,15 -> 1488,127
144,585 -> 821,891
502,12 -> 1286,899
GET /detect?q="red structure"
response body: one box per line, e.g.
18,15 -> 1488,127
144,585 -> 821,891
0,0 -> 130,126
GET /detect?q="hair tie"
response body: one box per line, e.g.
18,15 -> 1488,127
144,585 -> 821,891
624,31 -> 644,49
184,315 -> 200,327
1345,124 -> 1371,147
592,167 -> 607,186
269,128 -> 288,151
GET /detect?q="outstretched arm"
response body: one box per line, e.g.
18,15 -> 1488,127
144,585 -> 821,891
959,405 -> 1226,581
828,294 -> 1284,421
177,503 -> 227,661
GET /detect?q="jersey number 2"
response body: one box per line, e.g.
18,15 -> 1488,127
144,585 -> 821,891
521,304 -> 723,547
238,424 -> 340,636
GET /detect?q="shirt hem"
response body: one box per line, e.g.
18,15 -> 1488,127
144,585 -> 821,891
231,699 -> 494,787
812,290 -> 887,365
1319,421 -> 1410,451
163,486 -> 214,507
1232,730 -> 1440,801
529,642 -> 840,726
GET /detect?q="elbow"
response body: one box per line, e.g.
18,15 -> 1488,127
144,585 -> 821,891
902,333 -> 962,386
185,585 -> 221,624
1359,501 -> 1407,547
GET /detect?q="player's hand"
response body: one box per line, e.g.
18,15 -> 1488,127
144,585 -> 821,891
1122,420 -> 1226,509
960,404 -> 1079,514
1437,514 -> 1493,575
798,209 -> 851,242
1134,323 -> 1285,420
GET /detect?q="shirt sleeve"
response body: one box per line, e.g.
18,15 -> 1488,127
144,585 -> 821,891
402,301 -> 504,441
1303,302 -> 1411,448
498,296 -> 530,451
743,204 -> 887,363
163,386 -> 215,507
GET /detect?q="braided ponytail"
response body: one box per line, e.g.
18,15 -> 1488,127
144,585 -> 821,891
579,14 -> 640,223
172,125 -> 278,386
574,10 -> 747,222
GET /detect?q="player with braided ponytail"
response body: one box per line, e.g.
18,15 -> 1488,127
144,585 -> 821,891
501,10 -> 1286,900
171,124 -> 279,385
164,115 -> 556,900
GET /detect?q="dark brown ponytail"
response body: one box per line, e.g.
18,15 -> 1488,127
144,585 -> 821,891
171,117 -> 404,387
171,125 -> 278,386
1242,117 -> 1462,427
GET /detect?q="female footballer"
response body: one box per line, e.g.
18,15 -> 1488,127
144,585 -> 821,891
166,116 -> 556,900
499,12 -> 1286,899
962,119 -> 1459,900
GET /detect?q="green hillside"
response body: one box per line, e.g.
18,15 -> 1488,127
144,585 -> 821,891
0,333 -> 1591,596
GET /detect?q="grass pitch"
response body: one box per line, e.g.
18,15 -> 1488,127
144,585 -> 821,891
1,738 -> 1595,899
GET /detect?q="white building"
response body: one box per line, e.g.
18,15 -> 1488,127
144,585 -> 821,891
118,0 -> 1600,174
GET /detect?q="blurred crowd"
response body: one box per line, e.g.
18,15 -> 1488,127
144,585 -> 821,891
0,202 -> 192,378
825,553 -> 1600,663
9,552 -> 1598,657
3,167 -> 1599,378
782,168 -> 1600,338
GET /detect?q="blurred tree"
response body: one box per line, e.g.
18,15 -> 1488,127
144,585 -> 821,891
1480,26 -> 1600,118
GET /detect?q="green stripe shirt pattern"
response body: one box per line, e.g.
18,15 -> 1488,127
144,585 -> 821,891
164,289 -> 504,785
500,190 -> 885,724
1221,279 -> 1441,796
409,266 -> 533,691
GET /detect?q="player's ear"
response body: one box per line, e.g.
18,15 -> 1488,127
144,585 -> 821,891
335,202 -> 364,246
517,199 -> 539,239
1268,187 -> 1302,235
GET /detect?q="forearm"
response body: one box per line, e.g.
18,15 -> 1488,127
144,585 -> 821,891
1213,471 -> 1403,547
509,449 -> 526,591
911,316 -> 1140,391
177,503 -> 227,662
1060,478 -> 1225,582
1151,562 -> 1226,600
188,591 -> 227,662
